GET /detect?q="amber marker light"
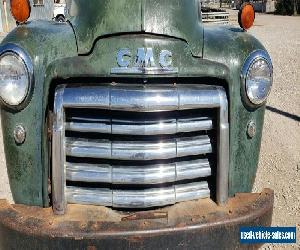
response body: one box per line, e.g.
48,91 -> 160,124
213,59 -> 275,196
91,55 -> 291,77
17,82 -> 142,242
238,3 -> 255,30
10,0 -> 31,24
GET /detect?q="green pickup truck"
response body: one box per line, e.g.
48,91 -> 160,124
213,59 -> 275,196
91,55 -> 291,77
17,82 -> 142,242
0,0 -> 273,249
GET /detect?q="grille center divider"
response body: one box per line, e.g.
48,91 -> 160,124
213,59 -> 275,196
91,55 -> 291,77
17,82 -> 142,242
52,84 -> 229,215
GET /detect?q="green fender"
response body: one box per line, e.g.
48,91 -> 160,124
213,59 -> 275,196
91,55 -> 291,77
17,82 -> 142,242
203,26 -> 269,196
0,21 -> 77,206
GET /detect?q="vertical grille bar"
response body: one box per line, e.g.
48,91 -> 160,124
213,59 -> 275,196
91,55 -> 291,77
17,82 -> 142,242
52,87 -> 66,215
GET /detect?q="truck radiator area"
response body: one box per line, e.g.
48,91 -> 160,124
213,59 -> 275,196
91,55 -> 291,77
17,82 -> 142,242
52,84 -> 229,215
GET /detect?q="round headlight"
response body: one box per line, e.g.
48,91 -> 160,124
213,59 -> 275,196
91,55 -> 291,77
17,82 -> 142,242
0,44 -> 33,109
242,50 -> 273,106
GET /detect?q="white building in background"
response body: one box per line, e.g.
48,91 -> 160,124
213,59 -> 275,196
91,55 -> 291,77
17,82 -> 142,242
201,0 -> 276,12
30,0 -> 54,21
0,0 -> 66,33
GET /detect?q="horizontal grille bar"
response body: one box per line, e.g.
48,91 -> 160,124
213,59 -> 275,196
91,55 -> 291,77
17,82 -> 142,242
65,136 -> 212,161
65,159 -> 211,184
65,116 -> 213,135
59,85 -> 222,111
66,182 -> 210,208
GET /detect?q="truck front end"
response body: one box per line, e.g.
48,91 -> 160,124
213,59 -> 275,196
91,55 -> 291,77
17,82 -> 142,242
0,0 -> 273,249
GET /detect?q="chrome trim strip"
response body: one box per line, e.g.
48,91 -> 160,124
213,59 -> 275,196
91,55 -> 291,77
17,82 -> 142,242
52,84 -> 229,214
66,182 -> 210,208
216,88 -> 229,205
111,67 -> 179,75
65,159 -> 211,184
66,120 -> 111,134
65,136 -> 212,161
65,117 -> 213,135
60,85 -> 221,111
52,86 -> 66,214
66,187 -> 113,207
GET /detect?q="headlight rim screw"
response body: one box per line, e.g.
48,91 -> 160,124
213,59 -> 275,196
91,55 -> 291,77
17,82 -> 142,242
14,124 -> 26,144
247,120 -> 256,139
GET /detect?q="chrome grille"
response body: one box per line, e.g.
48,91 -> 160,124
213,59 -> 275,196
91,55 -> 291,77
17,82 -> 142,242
52,84 -> 229,214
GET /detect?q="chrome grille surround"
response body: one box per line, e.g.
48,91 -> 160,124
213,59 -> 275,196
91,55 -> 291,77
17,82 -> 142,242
52,84 -> 229,214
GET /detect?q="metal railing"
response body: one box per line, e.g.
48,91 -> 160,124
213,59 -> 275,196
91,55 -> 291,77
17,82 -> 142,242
202,10 -> 230,24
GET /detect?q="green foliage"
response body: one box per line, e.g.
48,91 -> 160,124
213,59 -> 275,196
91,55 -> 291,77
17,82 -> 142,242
275,0 -> 300,15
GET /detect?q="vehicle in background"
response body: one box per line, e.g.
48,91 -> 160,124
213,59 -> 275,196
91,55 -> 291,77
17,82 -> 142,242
53,0 -> 66,22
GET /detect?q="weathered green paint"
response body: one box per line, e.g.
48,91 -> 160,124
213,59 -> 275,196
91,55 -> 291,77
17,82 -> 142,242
69,0 -> 203,56
1,21 -> 77,206
203,26 -> 268,195
0,1 -> 270,207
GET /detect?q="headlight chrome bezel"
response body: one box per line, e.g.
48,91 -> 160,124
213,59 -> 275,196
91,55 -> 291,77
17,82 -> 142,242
0,43 -> 34,110
241,49 -> 273,108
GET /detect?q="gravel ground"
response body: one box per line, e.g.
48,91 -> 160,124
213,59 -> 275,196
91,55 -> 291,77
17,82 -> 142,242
228,10 -> 300,249
0,12 -> 299,248
0,116 -> 13,203
249,13 -> 300,250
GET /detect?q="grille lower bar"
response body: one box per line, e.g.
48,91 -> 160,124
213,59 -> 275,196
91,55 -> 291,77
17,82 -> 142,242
66,182 -> 210,208
52,84 -> 229,215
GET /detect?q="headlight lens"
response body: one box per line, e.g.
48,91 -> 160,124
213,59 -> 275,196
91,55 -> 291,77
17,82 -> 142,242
0,53 -> 29,106
246,58 -> 272,105
0,44 -> 33,109
242,50 -> 273,106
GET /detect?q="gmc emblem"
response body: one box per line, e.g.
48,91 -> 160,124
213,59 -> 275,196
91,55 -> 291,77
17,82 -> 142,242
111,48 -> 178,75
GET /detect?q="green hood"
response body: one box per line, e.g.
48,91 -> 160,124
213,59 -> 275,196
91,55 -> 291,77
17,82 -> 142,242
68,0 -> 203,56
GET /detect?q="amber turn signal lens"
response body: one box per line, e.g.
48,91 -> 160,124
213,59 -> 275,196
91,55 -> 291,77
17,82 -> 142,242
238,3 -> 255,30
10,0 -> 31,23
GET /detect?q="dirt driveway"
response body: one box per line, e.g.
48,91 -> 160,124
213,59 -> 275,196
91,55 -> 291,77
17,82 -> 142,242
248,13 -> 300,249
0,11 -> 299,249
